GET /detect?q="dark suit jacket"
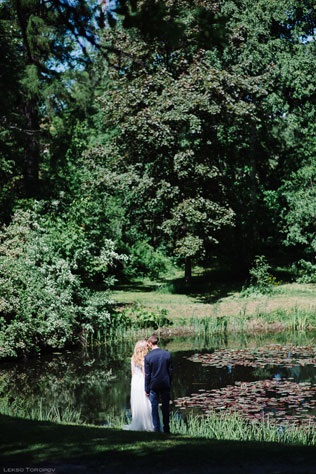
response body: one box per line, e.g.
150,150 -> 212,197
144,348 -> 173,394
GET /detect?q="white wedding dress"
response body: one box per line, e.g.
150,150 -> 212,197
123,362 -> 154,431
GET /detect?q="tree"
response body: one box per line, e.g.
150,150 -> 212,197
95,0 -> 316,282
0,0 -> 101,201
95,1 -> 268,284
212,0 -> 316,269
279,154 -> 316,282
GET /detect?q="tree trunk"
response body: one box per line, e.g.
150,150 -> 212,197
23,98 -> 40,197
185,256 -> 192,289
249,127 -> 260,259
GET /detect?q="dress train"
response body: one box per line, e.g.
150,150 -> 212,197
123,364 -> 154,431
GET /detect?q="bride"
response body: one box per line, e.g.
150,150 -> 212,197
123,340 -> 154,431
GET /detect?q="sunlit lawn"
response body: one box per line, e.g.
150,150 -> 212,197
112,278 -> 316,322
1,415 -> 316,473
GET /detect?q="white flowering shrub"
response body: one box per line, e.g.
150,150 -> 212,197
0,208 -> 128,359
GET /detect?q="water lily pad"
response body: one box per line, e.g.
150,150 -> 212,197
187,344 -> 316,370
174,378 -> 316,428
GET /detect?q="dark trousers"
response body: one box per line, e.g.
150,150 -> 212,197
150,389 -> 170,433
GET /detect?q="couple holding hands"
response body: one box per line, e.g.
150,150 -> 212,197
124,335 -> 173,433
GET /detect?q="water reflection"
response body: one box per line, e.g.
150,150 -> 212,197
0,332 -> 315,425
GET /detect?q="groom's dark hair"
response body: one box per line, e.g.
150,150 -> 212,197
147,335 -> 159,345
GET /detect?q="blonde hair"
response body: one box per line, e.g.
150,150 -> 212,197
132,340 -> 148,367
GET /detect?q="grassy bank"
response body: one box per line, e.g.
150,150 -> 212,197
113,278 -> 316,321
112,277 -> 316,335
1,414 -> 316,474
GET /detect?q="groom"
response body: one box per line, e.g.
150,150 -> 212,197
145,335 -> 173,433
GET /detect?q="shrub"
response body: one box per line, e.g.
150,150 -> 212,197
121,303 -> 172,330
240,255 -> 278,297
293,259 -> 316,283
122,241 -> 174,280
0,207 -> 126,359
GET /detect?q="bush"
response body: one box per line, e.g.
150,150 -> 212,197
121,303 -> 172,330
240,255 -> 278,297
293,259 -> 316,283
0,207 -> 126,359
122,241 -> 174,280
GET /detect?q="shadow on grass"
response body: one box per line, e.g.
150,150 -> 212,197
1,415 -> 315,474
116,268 -> 244,304
113,281 -> 158,293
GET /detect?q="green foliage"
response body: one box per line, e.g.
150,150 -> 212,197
0,207 -> 126,359
216,0 -> 316,266
280,157 -> 316,276
154,282 -> 176,294
240,255 -> 278,296
293,260 -> 316,284
98,31 -> 248,272
0,0 -> 99,200
0,209 -> 79,357
162,198 -> 234,260
121,303 -> 172,330
95,0 -> 316,278
122,241 -> 174,279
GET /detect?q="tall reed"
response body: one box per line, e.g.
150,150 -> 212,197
188,307 -> 316,337
288,307 -> 310,331
101,410 -> 316,446
170,412 -> 316,446
0,399 -> 82,424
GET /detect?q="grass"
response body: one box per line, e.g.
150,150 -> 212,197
0,398 -> 82,424
2,398 -> 316,448
104,410 -> 316,446
112,272 -> 316,324
112,277 -> 316,337
1,414 -> 316,474
170,413 -> 316,445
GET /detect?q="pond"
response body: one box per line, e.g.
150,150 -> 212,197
1,331 -> 316,428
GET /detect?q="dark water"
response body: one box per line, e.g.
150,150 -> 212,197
1,331 -> 316,425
